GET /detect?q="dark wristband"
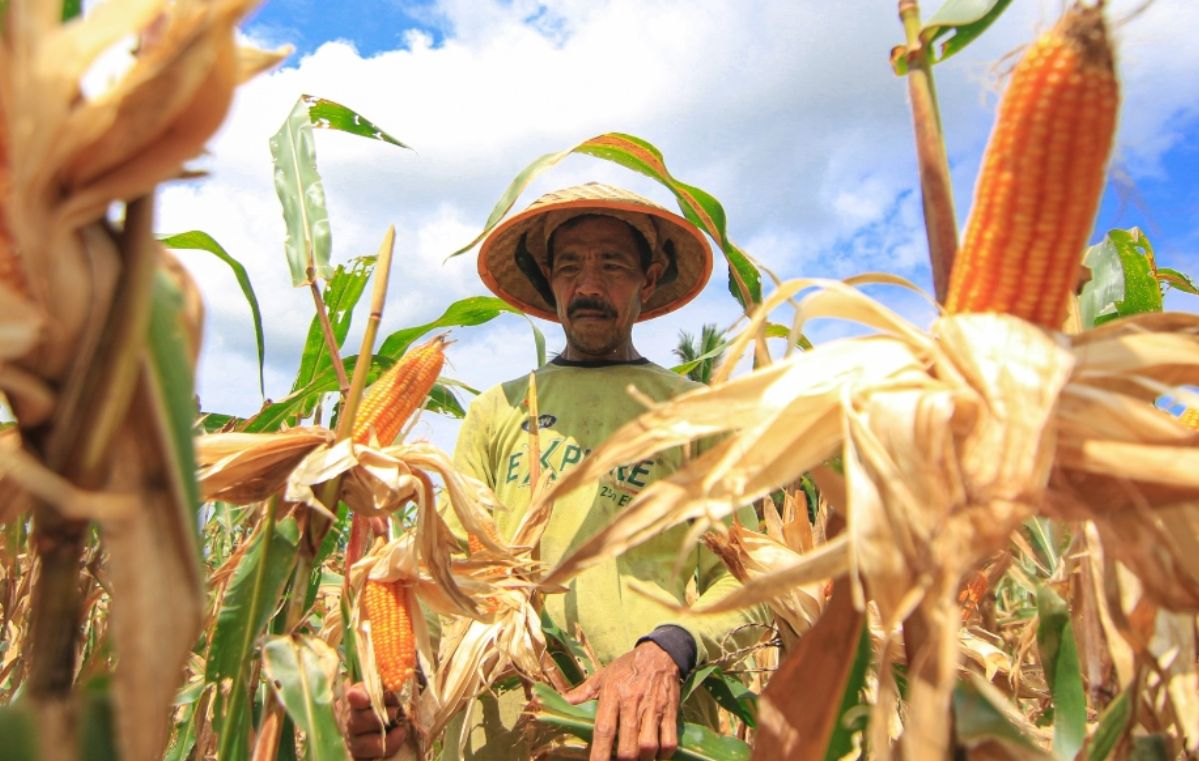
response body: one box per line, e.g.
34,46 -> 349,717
636,624 -> 697,678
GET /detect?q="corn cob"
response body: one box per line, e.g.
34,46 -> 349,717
467,517 -> 501,555
945,4 -> 1118,328
362,578 -> 416,691
1181,407 -> 1199,431
352,335 -> 447,446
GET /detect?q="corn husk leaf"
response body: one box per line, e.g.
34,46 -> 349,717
750,578 -> 864,761
523,276 -> 1199,756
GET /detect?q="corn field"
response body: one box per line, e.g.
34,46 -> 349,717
2,1 -> 1199,761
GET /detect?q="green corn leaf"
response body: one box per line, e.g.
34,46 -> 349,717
681,664 -> 719,703
701,668 -> 758,729
262,636 -> 347,761
146,270 -> 203,533
79,677 -> 120,761
0,703 -> 38,761
207,516 -> 301,683
523,314 -> 548,367
198,411 -> 245,433
1156,266 -> 1199,296
531,683 -> 751,761
209,514 -> 301,761
61,0 -> 80,21
1079,228 -> 1164,328
246,296 -> 516,432
377,295 -> 520,357
540,609 -> 590,686
1037,586 -> 1087,761
291,256 -> 374,415
271,97 -> 334,287
302,95 -> 410,149
923,0 -> 1013,63
161,230 -> 267,396
427,381 -> 466,419
891,0 -> 1012,75
448,132 -> 763,311
1087,691 -> 1129,761
765,322 -> 814,350
163,696 -> 203,761
953,674 -> 1049,757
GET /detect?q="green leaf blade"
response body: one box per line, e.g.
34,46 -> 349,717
1079,228 -> 1164,328
1037,586 -> 1087,761
160,230 -> 267,396
262,636 -> 348,761
302,94 -> 410,149
270,97 -> 334,287
921,0 -> 1014,64
206,516 -> 302,685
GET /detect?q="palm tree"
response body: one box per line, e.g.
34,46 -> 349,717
673,323 -> 725,385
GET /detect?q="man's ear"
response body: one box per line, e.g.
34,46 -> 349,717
641,261 -> 665,300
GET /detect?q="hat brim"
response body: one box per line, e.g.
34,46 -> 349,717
478,197 -> 713,323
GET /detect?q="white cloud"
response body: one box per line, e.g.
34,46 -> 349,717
141,0 -> 1199,455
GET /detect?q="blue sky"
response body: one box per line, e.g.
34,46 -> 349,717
147,0 -> 1199,452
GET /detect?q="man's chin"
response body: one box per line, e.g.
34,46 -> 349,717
563,331 -> 622,359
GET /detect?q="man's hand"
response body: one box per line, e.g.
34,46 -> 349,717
564,641 -> 681,761
342,682 -> 409,760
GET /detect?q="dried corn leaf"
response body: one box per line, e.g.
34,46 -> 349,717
1,0 -> 283,376
750,578 -> 864,761
102,386 -> 203,761
519,275 -> 1199,755
197,428 -> 332,504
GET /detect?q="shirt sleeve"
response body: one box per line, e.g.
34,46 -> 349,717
642,502 -> 771,670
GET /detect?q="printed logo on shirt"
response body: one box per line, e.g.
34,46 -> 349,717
503,437 -> 658,506
520,414 -> 558,432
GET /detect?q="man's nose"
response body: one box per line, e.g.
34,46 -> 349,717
574,262 -> 605,293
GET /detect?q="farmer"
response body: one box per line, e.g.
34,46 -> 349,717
346,182 -> 763,761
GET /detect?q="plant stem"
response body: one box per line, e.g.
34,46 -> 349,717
28,197 -> 159,697
308,271 -> 350,397
337,226 -> 396,441
899,0 -> 958,304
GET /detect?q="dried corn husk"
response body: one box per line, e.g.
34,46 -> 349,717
0,3 -> 285,759
528,276 -> 1199,757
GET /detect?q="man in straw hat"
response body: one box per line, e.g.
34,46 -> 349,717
348,182 -> 764,761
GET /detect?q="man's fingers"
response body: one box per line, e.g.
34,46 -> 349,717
637,698 -> 663,761
345,683 -> 372,710
658,679 -> 680,759
589,691 -> 620,761
347,723 -> 407,760
563,673 -> 600,705
347,703 -> 400,734
616,695 -> 641,761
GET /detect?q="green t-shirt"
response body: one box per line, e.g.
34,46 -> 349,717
452,356 -> 762,666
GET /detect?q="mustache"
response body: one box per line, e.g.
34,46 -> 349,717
567,297 -> 616,318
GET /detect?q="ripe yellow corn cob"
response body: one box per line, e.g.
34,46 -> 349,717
466,517 -> 501,555
1181,407 -> 1199,430
362,578 -> 415,691
352,335 -> 447,446
945,4 -> 1118,328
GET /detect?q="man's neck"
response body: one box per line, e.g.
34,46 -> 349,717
559,344 -> 643,362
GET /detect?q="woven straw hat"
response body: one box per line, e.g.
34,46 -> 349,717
477,183 -> 713,322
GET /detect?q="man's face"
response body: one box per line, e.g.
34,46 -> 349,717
548,215 -> 659,360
